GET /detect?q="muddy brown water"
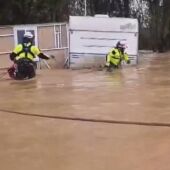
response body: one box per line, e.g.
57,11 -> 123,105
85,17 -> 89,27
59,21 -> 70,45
0,53 -> 170,170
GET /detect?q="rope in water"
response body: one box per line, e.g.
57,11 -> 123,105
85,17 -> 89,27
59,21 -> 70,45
0,108 -> 170,128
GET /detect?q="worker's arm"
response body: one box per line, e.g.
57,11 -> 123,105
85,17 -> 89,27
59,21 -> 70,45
38,53 -> 50,60
106,49 -> 116,66
31,46 -> 50,60
123,53 -> 131,64
9,44 -> 23,61
105,54 -> 111,66
10,52 -> 17,61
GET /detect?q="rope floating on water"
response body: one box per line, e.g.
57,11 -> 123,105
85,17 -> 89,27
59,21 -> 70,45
0,108 -> 170,128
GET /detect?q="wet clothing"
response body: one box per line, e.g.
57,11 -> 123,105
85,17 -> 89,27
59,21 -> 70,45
8,42 -> 49,80
10,42 -> 40,62
8,59 -> 36,80
106,48 -> 130,68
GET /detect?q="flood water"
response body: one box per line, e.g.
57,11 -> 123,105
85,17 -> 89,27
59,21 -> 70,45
0,53 -> 170,170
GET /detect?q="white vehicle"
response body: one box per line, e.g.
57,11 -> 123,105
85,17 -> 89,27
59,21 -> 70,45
69,15 -> 139,68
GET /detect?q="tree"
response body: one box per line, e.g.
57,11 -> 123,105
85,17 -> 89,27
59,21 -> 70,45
0,0 -> 170,51
146,0 -> 170,51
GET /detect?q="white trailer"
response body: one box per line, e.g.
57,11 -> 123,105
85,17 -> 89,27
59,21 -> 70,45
69,15 -> 139,68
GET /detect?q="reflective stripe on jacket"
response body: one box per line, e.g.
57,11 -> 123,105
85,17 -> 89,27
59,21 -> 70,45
13,43 -> 41,61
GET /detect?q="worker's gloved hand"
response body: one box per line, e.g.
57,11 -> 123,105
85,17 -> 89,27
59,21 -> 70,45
45,54 -> 51,60
38,53 -> 50,60
105,62 -> 110,67
127,60 -> 131,64
10,52 -> 16,61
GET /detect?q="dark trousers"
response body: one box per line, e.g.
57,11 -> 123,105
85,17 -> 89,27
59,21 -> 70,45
8,59 -> 36,80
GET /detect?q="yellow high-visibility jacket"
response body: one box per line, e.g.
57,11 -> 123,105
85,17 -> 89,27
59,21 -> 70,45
13,43 -> 41,61
106,48 -> 129,66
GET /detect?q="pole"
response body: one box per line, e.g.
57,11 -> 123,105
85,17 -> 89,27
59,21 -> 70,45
84,0 -> 87,16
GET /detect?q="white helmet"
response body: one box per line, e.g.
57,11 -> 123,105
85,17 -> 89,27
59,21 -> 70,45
116,41 -> 127,49
24,31 -> 34,39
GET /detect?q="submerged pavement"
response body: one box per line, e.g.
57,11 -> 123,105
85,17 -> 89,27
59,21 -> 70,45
0,52 -> 170,170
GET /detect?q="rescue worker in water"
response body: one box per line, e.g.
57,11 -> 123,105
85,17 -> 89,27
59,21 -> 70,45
8,31 -> 50,80
105,41 -> 131,71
